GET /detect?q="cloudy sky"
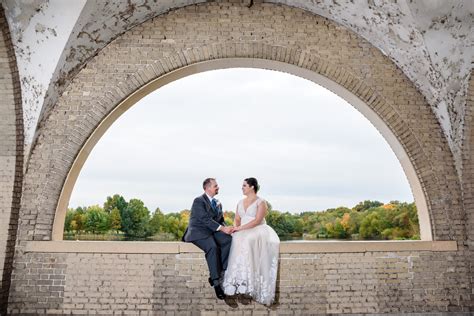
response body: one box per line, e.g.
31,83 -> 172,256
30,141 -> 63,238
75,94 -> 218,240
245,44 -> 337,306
69,68 -> 413,214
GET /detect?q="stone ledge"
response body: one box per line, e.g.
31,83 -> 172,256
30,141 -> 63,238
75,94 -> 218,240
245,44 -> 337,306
24,240 -> 457,254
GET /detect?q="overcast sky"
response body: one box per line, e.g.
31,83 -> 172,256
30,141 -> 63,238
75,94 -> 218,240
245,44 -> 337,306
69,68 -> 413,214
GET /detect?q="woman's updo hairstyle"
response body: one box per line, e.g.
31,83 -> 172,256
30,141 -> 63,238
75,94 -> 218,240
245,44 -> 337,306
244,177 -> 260,193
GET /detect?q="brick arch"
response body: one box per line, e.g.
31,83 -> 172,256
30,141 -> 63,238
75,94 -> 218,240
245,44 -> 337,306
51,53 -> 435,241
19,2 -> 463,245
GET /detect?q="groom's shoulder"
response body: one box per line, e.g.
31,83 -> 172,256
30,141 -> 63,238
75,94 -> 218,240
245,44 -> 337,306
191,195 -> 206,210
193,194 -> 205,203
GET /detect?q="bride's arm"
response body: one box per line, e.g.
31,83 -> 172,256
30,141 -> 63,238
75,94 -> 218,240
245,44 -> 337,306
234,200 -> 267,231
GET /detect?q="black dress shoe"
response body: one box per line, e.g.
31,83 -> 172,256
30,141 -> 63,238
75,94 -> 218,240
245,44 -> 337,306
208,277 -> 214,287
213,284 -> 226,300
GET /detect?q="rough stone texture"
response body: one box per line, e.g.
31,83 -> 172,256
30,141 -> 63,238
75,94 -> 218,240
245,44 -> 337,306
1,1 -> 473,313
277,0 -> 474,182
1,1 -> 473,180
1,0 -> 86,162
464,73 -> 474,238
463,72 -> 474,298
0,6 -> 23,315
1,0 -> 199,151
6,250 -> 472,314
402,1 -> 473,182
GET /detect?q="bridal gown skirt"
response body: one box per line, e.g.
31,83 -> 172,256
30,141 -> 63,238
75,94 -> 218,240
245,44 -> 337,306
222,223 -> 280,306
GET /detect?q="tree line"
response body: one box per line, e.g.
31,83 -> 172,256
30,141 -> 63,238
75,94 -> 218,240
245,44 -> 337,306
64,194 -> 420,241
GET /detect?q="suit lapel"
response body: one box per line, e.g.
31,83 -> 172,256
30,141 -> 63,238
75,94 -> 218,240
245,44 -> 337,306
202,194 -> 215,215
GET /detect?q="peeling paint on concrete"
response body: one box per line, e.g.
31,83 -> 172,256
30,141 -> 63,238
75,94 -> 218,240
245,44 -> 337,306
406,0 -> 474,179
38,0 -> 207,147
274,0 -> 473,178
2,0 -> 86,152
2,0 -> 473,177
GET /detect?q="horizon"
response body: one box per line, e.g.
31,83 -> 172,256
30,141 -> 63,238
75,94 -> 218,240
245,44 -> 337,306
68,194 -> 415,215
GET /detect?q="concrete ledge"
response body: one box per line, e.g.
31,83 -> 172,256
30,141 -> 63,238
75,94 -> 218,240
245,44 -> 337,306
25,240 -> 458,254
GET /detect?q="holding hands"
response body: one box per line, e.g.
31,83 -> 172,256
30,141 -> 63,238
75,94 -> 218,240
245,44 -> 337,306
221,226 -> 240,234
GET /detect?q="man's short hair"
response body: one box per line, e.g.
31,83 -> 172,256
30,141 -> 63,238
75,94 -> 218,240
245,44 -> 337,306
203,178 -> 216,190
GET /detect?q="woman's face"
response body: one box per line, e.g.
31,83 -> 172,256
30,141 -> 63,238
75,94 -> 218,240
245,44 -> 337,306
242,181 -> 253,195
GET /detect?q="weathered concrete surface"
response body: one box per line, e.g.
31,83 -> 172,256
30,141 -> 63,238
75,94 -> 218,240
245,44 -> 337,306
279,0 -> 474,180
1,0 -> 86,161
1,0 -> 199,158
1,1 -> 473,179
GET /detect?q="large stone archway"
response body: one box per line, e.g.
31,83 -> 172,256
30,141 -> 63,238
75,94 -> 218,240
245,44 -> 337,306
7,2 -> 471,314
50,56 -> 434,241
21,2 -> 464,244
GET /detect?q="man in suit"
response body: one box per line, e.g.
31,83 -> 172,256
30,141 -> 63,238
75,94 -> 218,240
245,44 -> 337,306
181,178 -> 233,299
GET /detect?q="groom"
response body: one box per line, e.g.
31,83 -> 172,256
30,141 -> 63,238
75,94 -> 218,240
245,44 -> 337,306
181,178 -> 233,299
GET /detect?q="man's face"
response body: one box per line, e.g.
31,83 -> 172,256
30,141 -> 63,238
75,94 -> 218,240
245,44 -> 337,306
206,179 -> 219,196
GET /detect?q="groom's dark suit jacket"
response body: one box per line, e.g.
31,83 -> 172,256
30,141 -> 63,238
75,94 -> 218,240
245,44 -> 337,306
181,194 -> 226,242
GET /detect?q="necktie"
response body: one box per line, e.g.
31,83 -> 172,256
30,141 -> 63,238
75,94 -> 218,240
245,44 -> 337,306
211,198 -> 218,210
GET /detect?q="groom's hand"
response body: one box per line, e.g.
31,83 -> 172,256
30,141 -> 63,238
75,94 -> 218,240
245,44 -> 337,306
221,226 -> 234,235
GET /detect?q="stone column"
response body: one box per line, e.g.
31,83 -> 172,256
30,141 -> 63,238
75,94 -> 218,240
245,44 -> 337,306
0,6 -> 23,314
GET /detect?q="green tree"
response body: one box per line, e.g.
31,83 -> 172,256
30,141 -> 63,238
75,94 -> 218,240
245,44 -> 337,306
64,208 -> 75,232
72,206 -> 86,232
359,212 -> 383,239
66,197 -> 421,241
121,198 -> 150,238
159,211 -> 189,240
177,210 -> 190,240
104,194 -> 128,214
148,208 -> 165,235
332,219 -> 348,239
347,211 -> 362,238
84,205 -> 110,234
109,207 -> 122,232
266,210 -> 294,238
352,200 -> 383,212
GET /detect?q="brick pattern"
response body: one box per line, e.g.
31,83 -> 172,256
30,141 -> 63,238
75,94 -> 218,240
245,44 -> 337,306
462,71 -> 474,310
6,1 -> 472,313
7,253 -> 66,314
7,250 -> 471,314
0,6 -> 23,314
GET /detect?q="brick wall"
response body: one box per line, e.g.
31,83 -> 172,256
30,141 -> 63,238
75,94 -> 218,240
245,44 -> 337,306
462,72 -> 474,309
7,249 -> 471,314
0,6 -> 23,315
6,1 -> 472,314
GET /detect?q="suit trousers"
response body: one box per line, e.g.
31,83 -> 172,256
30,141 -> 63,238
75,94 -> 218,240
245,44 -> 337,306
192,231 -> 232,286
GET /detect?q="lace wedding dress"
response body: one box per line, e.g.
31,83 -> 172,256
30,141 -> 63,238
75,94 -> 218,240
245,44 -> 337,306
222,197 -> 280,306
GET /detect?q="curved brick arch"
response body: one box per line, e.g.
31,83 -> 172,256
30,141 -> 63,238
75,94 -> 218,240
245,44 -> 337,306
18,2 -> 464,246
52,53 -> 436,241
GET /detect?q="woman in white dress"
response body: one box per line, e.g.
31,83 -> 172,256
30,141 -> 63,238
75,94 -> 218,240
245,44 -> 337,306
222,178 -> 280,306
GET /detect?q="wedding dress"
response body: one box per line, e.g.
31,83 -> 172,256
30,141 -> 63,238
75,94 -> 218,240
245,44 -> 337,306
222,197 -> 280,306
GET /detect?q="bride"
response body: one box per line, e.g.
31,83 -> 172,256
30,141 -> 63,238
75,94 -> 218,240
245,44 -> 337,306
222,177 -> 280,306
